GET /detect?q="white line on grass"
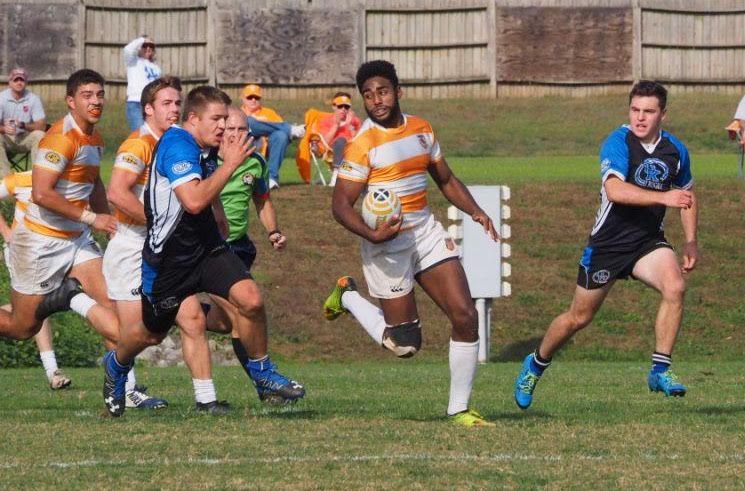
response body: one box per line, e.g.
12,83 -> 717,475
0,452 -> 704,470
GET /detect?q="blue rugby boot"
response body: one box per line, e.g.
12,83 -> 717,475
248,356 -> 305,405
103,351 -> 131,417
648,369 -> 687,397
514,353 -> 543,410
126,385 -> 169,410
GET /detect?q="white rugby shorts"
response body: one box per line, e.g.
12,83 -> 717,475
361,214 -> 460,299
10,224 -> 103,295
102,232 -> 144,301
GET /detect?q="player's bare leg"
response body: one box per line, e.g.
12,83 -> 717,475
177,296 -> 212,380
69,258 -> 119,346
416,258 -> 492,426
226,278 -> 304,404
632,246 -> 688,396
538,284 -> 613,359
0,291 -> 45,340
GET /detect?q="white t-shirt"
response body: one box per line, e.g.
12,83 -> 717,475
735,95 -> 745,120
123,37 -> 162,102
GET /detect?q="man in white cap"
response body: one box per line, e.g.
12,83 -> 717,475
0,68 -> 47,176
123,36 -> 162,130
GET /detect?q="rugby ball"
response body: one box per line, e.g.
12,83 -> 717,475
361,188 -> 401,230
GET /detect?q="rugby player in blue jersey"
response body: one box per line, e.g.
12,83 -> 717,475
102,86 -> 304,417
514,81 -> 699,409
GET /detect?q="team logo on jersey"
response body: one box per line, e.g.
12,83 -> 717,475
242,173 -> 255,186
635,158 -> 669,190
592,269 -> 611,284
417,135 -> 428,149
44,151 -> 61,164
172,162 -> 192,175
340,161 -> 352,171
600,158 -> 611,173
122,154 -> 139,166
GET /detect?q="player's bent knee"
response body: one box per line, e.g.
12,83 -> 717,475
450,305 -> 478,331
236,296 -> 264,319
662,278 -> 686,302
383,320 -> 422,358
569,311 -> 594,331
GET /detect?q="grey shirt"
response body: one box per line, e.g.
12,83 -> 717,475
0,88 -> 45,138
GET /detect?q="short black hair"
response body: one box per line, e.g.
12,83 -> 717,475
355,60 -> 399,92
629,80 -> 667,111
66,69 -> 105,97
182,85 -> 231,122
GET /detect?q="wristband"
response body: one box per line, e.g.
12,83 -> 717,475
79,209 -> 97,226
267,229 -> 281,238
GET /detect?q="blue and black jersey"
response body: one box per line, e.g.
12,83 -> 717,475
588,125 -> 693,251
141,126 -> 224,299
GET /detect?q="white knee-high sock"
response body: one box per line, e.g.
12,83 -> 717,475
126,367 -> 137,392
341,291 -> 386,345
447,339 -> 479,416
70,293 -> 96,318
192,378 -> 217,404
39,351 -> 58,380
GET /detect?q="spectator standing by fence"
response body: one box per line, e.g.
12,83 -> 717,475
123,36 -> 161,130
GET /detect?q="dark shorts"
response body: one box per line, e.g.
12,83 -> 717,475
229,235 -> 257,271
577,237 -> 673,290
142,246 -> 252,333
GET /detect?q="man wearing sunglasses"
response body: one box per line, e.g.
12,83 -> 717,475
0,68 -> 46,176
316,92 -> 361,171
123,36 -> 162,130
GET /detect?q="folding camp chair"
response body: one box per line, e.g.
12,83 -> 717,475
296,108 -> 334,185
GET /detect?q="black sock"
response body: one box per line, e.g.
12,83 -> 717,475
231,337 -> 251,377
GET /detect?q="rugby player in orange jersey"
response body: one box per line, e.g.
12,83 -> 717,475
324,60 -> 499,427
0,69 -> 120,348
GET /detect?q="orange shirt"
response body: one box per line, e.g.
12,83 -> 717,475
111,123 -> 158,238
25,113 -> 104,238
339,114 -> 442,228
0,171 -> 32,229
316,113 -> 361,145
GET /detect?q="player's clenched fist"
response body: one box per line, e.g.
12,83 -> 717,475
663,189 -> 693,209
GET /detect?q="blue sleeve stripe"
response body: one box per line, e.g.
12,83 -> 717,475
170,173 -> 202,189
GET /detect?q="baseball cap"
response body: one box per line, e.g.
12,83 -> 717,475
9,68 -> 27,81
242,84 -> 262,99
332,95 -> 352,107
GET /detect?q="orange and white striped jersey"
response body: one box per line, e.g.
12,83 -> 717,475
338,114 -> 443,228
24,113 -> 104,238
112,123 -> 158,238
0,171 -> 32,230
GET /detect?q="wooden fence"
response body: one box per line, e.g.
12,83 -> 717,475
2,0 -> 745,100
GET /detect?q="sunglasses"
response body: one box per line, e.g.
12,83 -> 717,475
142,43 -> 156,50
10,77 -> 25,83
335,104 -> 351,110
245,95 -> 261,101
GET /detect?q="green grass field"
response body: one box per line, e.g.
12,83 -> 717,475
2,95 -> 745,489
2,362 -> 745,489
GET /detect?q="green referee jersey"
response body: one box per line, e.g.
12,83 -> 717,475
218,153 -> 270,243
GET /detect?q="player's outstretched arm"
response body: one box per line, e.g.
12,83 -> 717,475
604,176 -> 693,208
332,177 -> 401,244
680,188 -> 699,273
428,158 -> 498,241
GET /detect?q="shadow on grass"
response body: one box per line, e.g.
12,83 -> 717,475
248,407 -> 317,420
492,337 -> 543,362
692,405 -> 745,416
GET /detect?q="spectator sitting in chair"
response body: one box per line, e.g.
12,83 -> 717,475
240,84 -> 304,189
0,68 -> 46,177
315,92 -> 361,171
